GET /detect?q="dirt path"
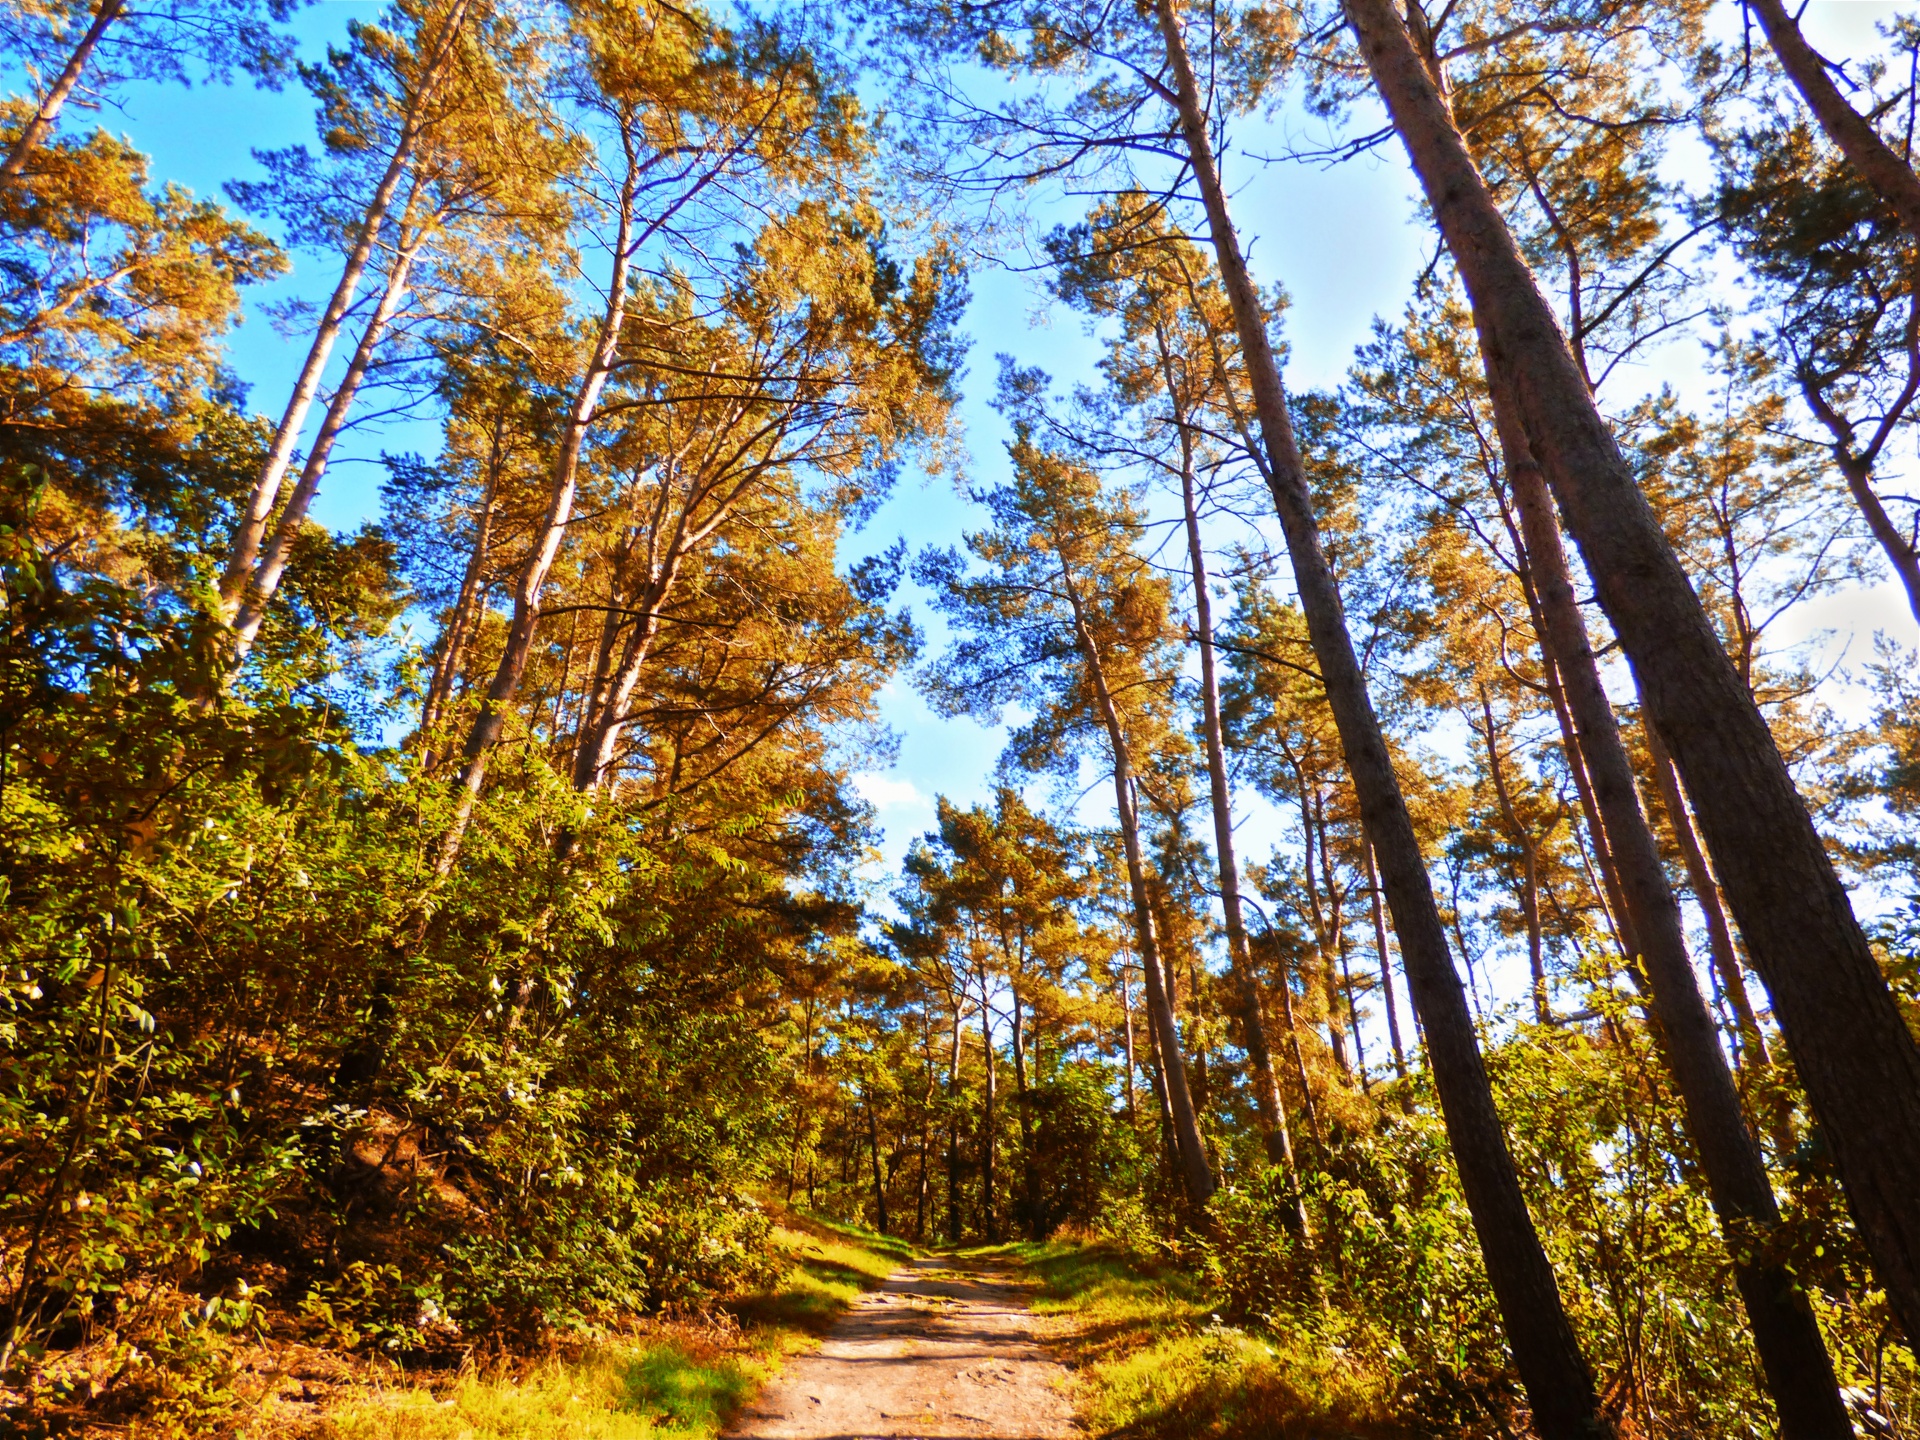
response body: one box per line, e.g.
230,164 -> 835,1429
728,1255 -> 1078,1440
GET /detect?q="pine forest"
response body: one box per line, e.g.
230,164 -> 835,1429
5,0 -> 1920,1436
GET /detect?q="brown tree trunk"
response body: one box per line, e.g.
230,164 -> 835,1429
0,0 -> 128,181
1173,408 -> 1303,1202
1364,843 -> 1409,1082
979,979 -> 999,1243
420,430 -> 503,770
866,1094 -> 889,1235
1641,718 -> 1769,1070
1345,0 -> 1920,1349
1747,0 -> 1920,245
436,170 -> 637,872
1489,361 -> 1850,1437
1010,988 -> 1042,1240
219,0 -> 472,620
1152,6 -> 1604,1429
1061,563 -> 1215,1206
1477,686 -> 1550,1023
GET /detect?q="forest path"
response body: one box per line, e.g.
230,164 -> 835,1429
728,1254 -> 1079,1440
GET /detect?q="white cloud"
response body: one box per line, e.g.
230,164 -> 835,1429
852,772 -> 925,810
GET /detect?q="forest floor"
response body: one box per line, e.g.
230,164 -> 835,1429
726,1255 -> 1078,1440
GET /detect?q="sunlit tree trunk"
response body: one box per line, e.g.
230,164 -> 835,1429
219,0 -> 472,624
436,163 -> 637,872
1345,0 -> 1920,1350
1487,362 -> 1849,1435
1061,564 -> 1215,1207
1153,5 -> 1603,1429
0,0 -> 129,182
1173,415 -> 1305,1221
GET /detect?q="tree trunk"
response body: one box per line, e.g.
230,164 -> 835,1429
979,981 -> 998,1243
436,169 -> 637,872
1060,564 -> 1215,1207
866,1094 -> 889,1235
1011,988 -> 1041,1239
1747,0 -> 1920,246
1153,4 -> 1604,1429
1489,358 -> 1850,1437
218,0 -> 471,621
230,221 -> 427,659
1168,343 -> 1301,1195
947,999 -> 963,1243
1641,718 -> 1769,1070
420,429 -> 503,770
1477,686 -> 1550,1023
1345,0 -> 1920,1349
0,0 -> 128,181
1364,843 -> 1408,1082
1119,965 -> 1138,1125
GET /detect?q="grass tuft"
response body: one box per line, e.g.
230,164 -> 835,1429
312,1208 -> 909,1440
1005,1238 -> 1408,1440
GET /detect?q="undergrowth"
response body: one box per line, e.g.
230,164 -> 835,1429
182,1210 -> 904,1440
1006,1237 -> 1409,1440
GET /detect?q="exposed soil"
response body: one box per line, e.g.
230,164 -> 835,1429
728,1256 -> 1079,1440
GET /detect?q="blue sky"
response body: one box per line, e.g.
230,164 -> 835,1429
93,0 -> 1920,978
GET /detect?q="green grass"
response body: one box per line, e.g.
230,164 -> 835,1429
1000,1238 -> 1407,1440
316,1210 -> 912,1440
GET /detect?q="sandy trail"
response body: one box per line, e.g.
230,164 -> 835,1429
728,1255 -> 1078,1440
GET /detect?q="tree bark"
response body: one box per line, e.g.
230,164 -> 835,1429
1364,843 -> 1409,1082
1345,0 -> 1920,1348
1641,718 -> 1769,1071
0,0 -> 128,182
1060,564 -> 1215,1206
219,0 -> 472,621
436,165 -> 637,871
230,218 -> 427,659
1172,390 -> 1303,1203
979,978 -> 999,1243
1153,5 -> 1603,1427
420,427 -> 503,770
1010,987 -> 1042,1240
1488,359 -> 1850,1438
1747,0 -> 1920,246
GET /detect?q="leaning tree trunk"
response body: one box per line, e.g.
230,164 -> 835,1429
219,0 -> 472,622
1345,0 -> 1920,1348
229,214 -> 429,661
1151,3 -> 1604,1429
435,173 -> 637,873
1166,334 -> 1305,1216
0,0 -> 128,181
1747,0 -> 1920,244
1488,359 -> 1850,1439
1060,565 -> 1216,1208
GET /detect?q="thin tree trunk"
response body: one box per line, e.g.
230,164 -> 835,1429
230,225 -> 427,658
436,168 -> 636,872
1478,686 -> 1550,1023
218,0 -> 471,619
1169,333 -> 1302,1203
947,999 -> 963,1243
1642,718 -> 1769,1069
866,1094 -> 889,1235
0,0 -> 128,182
420,432 -> 502,769
1060,566 -> 1215,1207
1346,0 -> 1920,1349
1011,988 -> 1041,1240
979,981 -> 998,1243
1489,368 -> 1849,1436
1119,966 -> 1138,1125
1364,843 -> 1408,1082
1153,5 -> 1604,1430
